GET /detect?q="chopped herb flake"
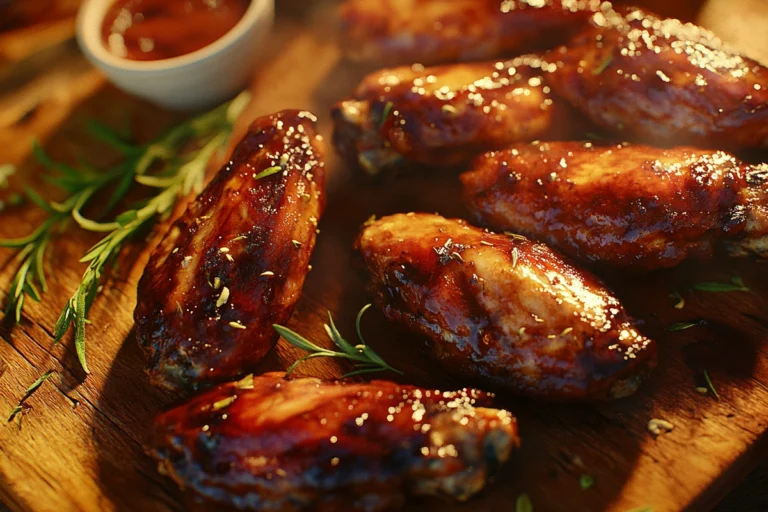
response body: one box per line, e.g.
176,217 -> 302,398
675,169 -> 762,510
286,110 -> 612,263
579,474 -> 595,490
253,166 -> 283,180
516,493 -> 534,512
693,276 -> 749,292
704,370 -> 719,400
668,321 -> 701,332
592,55 -> 614,75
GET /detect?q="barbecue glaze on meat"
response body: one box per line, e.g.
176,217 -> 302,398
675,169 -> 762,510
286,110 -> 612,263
462,142 -> 768,269
338,0 -> 609,66
545,6 -> 768,149
135,110 -> 326,393
355,213 -> 656,400
149,372 -> 519,511
333,58 -> 558,176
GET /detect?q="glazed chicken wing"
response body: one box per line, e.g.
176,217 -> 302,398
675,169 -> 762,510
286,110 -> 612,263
462,142 -> 768,270
333,58 -> 557,176
338,0 -> 608,66
149,372 -> 518,511
355,214 -> 656,400
545,7 -> 768,149
135,110 -> 326,393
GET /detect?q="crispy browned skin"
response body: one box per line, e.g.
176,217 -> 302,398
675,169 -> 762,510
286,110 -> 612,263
338,0 -> 608,66
332,58 -> 557,175
462,142 -> 768,270
355,214 -> 656,400
135,110 -> 326,393
149,372 -> 519,511
545,7 -> 768,149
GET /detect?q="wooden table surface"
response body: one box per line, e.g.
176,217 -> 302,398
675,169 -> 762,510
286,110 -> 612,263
2,1 -> 768,511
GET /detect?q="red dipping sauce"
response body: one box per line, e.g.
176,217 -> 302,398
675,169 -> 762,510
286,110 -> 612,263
102,0 -> 251,61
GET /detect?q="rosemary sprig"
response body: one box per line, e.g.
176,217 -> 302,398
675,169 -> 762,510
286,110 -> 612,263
1,92 -> 249,374
7,370 -> 55,428
53,129 -> 232,374
274,304 -> 401,377
0,144 -> 137,322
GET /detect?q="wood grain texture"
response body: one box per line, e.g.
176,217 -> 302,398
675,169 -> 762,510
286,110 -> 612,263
1,1 -> 768,511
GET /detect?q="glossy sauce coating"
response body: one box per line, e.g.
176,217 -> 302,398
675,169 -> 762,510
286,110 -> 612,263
149,372 -> 518,511
134,110 -> 325,393
544,6 -> 768,148
338,0 -> 611,66
102,0 -> 250,61
355,214 -> 656,400
332,59 -> 557,176
462,142 -> 768,269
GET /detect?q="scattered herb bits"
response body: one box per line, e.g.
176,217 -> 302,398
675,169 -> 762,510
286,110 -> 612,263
668,321 -> 701,332
516,493 -> 534,512
579,474 -> 595,490
703,370 -> 720,400
693,276 -> 749,292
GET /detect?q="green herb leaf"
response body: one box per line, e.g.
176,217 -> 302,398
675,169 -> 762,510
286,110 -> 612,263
253,166 -> 283,180
704,370 -> 719,400
275,305 -> 400,377
12,93 -> 249,374
115,209 -> 138,226
580,474 -> 595,490
668,321 -> 701,332
693,276 -> 749,292
7,370 -> 55,426
669,292 -> 685,310
516,493 -> 534,512
623,507 -> 654,512
379,101 -> 394,129
592,54 -> 614,75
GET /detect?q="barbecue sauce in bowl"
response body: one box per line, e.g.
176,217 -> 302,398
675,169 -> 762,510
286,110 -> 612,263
102,0 -> 251,61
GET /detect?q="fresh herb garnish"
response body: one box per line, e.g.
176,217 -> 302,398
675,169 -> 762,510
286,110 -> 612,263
579,474 -> 595,490
441,104 -> 458,116
592,54 -> 614,75
516,493 -> 534,512
253,165 -> 283,180
379,101 -> 394,129
1,92 -> 250,374
624,507 -> 654,512
668,321 -> 702,331
7,370 -> 55,428
53,129 -> 231,374
693,276 -> 749,292
274,304 -> 401,377
669,292 -> 685,310
703,370 -> 719,400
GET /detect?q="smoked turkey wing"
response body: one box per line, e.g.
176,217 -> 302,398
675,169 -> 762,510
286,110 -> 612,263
355,213 -> 656,401
544,6 -> 768,149
134,110 -> 326,393
338,0 -> 610,66
149,372 -> 519,511
332,58 -> 557,176
461,142 -> 768,270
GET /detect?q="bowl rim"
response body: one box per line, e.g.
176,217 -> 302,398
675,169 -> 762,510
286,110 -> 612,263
77,0 -> 272,73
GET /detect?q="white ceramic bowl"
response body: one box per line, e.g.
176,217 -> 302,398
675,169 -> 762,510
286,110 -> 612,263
77,0 -> 274,111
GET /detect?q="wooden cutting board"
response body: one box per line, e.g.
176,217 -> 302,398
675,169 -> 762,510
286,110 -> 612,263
2,1 -> 768,511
